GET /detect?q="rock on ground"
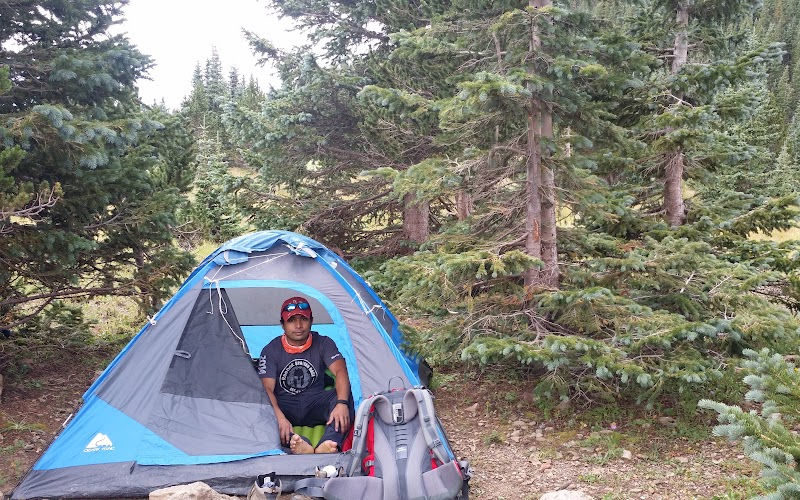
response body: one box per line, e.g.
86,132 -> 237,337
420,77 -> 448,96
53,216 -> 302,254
540,490 -> 594,500
149,481 -> 239,500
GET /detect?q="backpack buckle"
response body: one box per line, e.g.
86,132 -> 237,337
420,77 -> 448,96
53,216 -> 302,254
392,402 -> 404,424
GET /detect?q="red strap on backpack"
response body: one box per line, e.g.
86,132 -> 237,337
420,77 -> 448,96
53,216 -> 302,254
361,407 -> 376,476
429,449 -> 440,470
341,425 -> 354,452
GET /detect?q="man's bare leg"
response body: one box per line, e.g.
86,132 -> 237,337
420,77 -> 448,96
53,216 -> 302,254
289,434 -> 314,454
314,440 -> 338,453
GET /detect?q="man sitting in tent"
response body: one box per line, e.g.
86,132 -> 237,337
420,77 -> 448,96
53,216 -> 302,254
258,296 -> 354,454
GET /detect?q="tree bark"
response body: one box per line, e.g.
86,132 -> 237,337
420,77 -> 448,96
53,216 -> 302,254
523,0 -> 555,289
403,193 -> 429,243
672,2 -> 689,74
664,151 -> 686,226
665,0 -> 689,227
455,190 -> 473,220
524,105 -> 543,289
540,108 -> 559,287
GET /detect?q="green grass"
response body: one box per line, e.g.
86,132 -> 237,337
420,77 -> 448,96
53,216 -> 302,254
0,439 -> 27,455
579,430 -> 634,465
83,295 -> 141,339
483,430 -> 504,445
579,403 -> 625,428
429,372 -> 458,390
579,473 -> 602,484
2,419 -> 46,433
711,476 -> 765,499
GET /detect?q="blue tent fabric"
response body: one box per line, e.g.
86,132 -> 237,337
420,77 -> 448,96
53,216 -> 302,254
12,230 -> 451,500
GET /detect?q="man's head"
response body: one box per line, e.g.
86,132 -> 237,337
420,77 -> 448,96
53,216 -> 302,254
280,296 -> 313,345
280,296 -> 312,323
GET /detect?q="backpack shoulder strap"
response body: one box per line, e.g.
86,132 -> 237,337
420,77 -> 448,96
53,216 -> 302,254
346,393 -> 388,477
411,387 -> 450,465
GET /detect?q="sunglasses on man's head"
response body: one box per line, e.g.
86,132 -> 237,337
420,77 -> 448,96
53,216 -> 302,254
283,302 -> 310,312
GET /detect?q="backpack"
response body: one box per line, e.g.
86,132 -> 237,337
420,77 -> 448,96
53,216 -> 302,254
295,387 -> 470,500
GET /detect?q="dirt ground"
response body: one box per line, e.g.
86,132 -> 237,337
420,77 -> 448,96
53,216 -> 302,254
433,371 -> 760,499
0,359 -> 759,499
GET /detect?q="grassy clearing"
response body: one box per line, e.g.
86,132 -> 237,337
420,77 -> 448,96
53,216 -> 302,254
750,226 -> 800,242
192,240 -> 219,260
82,295 -> 141,337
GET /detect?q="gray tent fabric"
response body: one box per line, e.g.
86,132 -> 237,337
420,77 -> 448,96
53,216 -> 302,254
11,231 -> 446,500
161,289 -> 259,402
95,284 -> 200,422
225,287 -> 334,325
206,248 -> 412,396
14,453 -> 347,499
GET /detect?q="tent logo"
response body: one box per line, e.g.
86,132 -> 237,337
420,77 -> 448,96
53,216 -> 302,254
83,433 -> 114,452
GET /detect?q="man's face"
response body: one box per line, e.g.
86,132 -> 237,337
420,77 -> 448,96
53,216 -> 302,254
282,314 -> 312,345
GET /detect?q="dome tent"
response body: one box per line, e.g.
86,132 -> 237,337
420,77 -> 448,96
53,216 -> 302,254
12,231 -> 445,499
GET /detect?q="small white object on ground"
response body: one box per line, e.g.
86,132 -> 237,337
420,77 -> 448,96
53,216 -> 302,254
540,490 -> 595,500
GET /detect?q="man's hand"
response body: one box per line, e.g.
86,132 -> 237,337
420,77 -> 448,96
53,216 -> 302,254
277,414 -> 293,445
327,402 -> 350,433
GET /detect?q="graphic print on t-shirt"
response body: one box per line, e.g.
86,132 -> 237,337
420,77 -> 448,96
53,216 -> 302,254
279,358 -> 318,394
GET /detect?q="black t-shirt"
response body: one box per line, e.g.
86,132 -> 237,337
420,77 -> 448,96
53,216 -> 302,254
257,331 -> 343,396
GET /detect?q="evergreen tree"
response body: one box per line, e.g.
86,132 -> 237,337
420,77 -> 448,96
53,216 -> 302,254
215,0 -> 800,406
239,76 -> 264,110
0,0 -> 194,330
363,0 -> 800,403
224,7 -> 455,254
205,47 -> 227,101
785,110 -> 800,160
182,62 -> 209,133
228,67 -> 242,99
701,349 -> 800,497
202,47 -> 229,142
629,0 -> 778,227
186,132 -> 242,243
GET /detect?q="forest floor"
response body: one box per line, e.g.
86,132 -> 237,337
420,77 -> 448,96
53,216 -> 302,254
0,357 -> 762,499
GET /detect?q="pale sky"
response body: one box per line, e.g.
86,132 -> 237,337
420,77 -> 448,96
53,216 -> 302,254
119,0 -> 303,109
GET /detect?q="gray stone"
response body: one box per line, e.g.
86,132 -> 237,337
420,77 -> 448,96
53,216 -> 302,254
540,490 -> 594,500
149,481 -> 239,500
539,490 -> 594,500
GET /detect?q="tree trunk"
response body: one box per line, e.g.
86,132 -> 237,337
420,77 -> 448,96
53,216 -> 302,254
403,193 -> 429,243
540,108 -> 559,287
672,2 -> 689,74
523,0 -> 554,289
664,151 -> 686,226
524,105 -> 543,289
455,190 -> 473,220
665,0 -> 689,227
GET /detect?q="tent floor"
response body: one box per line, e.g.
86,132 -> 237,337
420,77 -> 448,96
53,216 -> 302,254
11,452 -> 348,499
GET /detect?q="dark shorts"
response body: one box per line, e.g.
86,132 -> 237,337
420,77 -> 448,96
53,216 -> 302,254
277,389 -> 355,448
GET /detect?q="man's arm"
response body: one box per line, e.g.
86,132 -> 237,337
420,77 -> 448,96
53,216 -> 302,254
261,377 -> 293,445
326,358 -> 351,432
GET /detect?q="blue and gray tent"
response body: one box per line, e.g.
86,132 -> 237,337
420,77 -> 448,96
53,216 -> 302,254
12,230 -> 451,499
